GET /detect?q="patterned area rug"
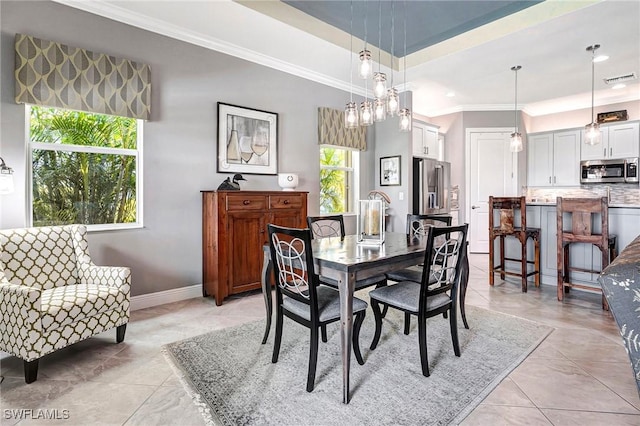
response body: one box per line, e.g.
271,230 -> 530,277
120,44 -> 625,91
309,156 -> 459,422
163,305 -> 552,425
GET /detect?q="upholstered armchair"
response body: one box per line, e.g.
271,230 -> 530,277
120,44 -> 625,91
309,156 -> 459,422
0,225 -> 130,383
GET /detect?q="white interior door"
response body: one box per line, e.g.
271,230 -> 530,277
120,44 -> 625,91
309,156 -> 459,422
467,130 -> 518,252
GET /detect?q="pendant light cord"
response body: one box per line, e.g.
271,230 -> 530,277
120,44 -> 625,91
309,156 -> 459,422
514,67 -> 518,133
390,2 -> 394,87
378,0 -> 382,73
350,1 -> 353,103
591,46 -> 596,123
403,0 -> 407,106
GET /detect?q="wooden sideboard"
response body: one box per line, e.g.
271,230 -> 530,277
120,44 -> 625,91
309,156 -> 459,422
202,190 -> 308,305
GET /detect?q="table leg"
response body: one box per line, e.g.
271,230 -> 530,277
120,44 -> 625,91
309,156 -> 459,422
261,249 -> 273,345
338,271 -> 356,404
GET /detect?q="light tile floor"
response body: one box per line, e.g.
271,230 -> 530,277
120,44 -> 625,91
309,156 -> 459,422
1,254 -> 639,425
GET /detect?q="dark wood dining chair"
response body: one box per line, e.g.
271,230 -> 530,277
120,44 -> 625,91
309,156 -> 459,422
385,214 -> 470,330
369,224 -> 468,377
268,224 -> 368,392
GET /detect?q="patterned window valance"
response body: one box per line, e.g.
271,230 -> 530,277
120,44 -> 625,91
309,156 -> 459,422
318,107 -> 366,151
15,34 -> 151,120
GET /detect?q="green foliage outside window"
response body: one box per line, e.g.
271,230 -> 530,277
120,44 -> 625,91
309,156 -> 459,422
30,107 -> 138,226
319,147 -> 350,214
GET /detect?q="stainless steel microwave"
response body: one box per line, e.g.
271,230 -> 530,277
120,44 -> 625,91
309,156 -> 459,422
580,158 -> 639,184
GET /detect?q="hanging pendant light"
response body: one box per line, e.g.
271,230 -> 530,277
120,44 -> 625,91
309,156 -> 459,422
358,1 -> 372,79
361,100 -> 374,126
386,1 -> 399,116
510,65 -> 523,153
345,1 -> 359,128
584,44 -> 601,146
372,1 -> 387,100
399,0 -> 411,132
374,98 -> 386,122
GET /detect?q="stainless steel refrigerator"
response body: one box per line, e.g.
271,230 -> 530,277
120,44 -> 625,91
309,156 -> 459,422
413,158 -> 451,215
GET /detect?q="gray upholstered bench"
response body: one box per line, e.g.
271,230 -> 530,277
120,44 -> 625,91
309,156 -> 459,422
599,234 -> 640,396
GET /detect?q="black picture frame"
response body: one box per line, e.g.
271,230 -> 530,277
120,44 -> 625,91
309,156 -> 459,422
217,102 -> 278,175
380,155 -> 401,186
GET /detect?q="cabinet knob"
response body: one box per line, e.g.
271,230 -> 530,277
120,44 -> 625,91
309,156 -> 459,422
243,200 -> 250,205
283,200 -> 290,205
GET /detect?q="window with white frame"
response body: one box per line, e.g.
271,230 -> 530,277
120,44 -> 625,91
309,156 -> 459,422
319,146 -> 358,214
28,106 -> 142,230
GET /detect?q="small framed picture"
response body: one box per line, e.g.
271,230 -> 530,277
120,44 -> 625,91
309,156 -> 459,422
217,102 -> 278,175
380,155 -> 401,186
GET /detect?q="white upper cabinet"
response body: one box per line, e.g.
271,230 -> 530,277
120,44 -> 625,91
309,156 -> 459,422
528,129 -> 581,187
412,120 -> 440,159
580,121 -> 639,161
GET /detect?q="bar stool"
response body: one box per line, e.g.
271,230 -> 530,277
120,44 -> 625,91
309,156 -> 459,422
556,197 -> 617,309
489,196 -> 541,292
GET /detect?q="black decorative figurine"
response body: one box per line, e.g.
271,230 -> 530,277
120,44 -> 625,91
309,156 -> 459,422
217,174 -> 246,191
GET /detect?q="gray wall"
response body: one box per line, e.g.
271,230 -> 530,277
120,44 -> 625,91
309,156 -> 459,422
0,1 -> 376,296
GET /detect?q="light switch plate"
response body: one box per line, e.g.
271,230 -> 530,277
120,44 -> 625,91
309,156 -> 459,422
399,192 -> 404,201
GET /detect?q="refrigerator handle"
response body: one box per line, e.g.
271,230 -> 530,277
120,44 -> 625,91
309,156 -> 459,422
435,165 -> 441,209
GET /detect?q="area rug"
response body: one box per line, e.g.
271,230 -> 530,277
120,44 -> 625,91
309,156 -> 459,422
163,305 -> 552,425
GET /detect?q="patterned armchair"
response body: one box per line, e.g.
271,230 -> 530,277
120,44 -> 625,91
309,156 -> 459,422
0,225 -> 130,383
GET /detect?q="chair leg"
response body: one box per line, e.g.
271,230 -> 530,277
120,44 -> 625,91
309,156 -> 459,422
499,236 -> 506,280
272,306 -> 284,363
404,312 -> 411,335
353,311 -> 366,365
460,251 -> 470,329
489,235 -> 495,286
534,236 -> 541,287
321,324 -> 328,343
450,307 -> 461,357
24,359 -> 39,384
417,314 -> 430,377
116,324 -> 127,343
521,237 -> 528,293
307,326 -> 319,392
370,299 -> 384,350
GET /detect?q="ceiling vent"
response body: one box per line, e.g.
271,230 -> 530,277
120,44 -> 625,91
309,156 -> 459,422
603,72 -> 637,85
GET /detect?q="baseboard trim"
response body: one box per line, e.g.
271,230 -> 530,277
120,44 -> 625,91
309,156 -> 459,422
131,284 -> 202,311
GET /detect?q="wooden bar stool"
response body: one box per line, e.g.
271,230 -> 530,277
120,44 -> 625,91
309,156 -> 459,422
556,197 -> 617,309
489,196 -> 541,292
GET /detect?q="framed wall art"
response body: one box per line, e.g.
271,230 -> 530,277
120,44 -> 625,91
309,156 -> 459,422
217,102 -> 278,175
380,155 -> 401,186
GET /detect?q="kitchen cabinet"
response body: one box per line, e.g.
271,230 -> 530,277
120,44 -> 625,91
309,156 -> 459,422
202,190 -> 308,305
581,121 -> 640,161
412,120 -> 439,159
527,129 -> 581,187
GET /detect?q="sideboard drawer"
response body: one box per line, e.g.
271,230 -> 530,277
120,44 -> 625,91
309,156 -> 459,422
269,194 -> 305,210
226,194 -> 267,211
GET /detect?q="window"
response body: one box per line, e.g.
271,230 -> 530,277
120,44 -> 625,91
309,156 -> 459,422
28,106 -> 142,230
319,146 -> 358,214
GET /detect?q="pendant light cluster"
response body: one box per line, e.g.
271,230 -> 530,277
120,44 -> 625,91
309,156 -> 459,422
584,44 -> 602,146
509,65 -> 523,152
344,0 -> 410,132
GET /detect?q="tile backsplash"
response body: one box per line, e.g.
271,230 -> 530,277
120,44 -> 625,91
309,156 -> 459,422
526,184 -> 640,206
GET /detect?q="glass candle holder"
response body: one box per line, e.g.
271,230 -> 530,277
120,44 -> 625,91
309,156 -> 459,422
357,199 -> 385,245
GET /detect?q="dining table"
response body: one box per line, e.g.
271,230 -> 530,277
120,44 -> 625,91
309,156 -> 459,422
261,231 -> 443,403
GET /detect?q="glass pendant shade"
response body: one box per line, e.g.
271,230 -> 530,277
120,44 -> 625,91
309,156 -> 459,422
387,88 -> 399,116
360,100 -> 373,126
584,45 -> 601,146
344,102 -> 359,128
373,72 -> 387,98
399,108 -> 411,132
359,50 -> 372,79
584,122 -> 601,146
374,98 -> 386,122
510,132 -> 523,153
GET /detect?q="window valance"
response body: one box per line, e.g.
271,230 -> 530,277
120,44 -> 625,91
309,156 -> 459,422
15,34 -> 151,120
318,107 -> 366,151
